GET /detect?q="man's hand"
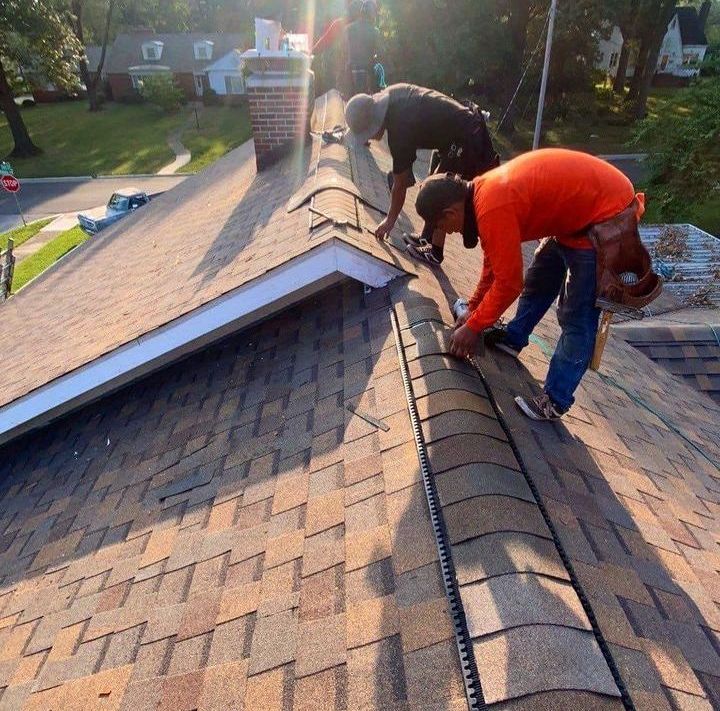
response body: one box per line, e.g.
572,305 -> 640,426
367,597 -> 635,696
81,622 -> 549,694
454,311 -> 469,329
449,324 -> 479,359
375,217 -> 394,242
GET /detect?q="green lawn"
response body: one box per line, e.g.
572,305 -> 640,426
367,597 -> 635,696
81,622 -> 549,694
179,105 -> 252,173
12,225 -> 90,292
1,217 -> 53,251
0,102 -> 185,178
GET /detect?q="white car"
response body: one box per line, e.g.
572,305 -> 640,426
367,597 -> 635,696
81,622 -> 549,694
77,188 -> 150,235
13,94 -> 36,107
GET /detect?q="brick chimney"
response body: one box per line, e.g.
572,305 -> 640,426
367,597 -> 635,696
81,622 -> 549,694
242,26 -> 313,171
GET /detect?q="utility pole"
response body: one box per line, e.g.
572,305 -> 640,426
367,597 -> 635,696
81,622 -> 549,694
533,0 -> 558,150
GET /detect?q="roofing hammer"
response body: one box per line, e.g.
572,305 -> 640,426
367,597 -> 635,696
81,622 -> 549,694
590,294 -> 644,371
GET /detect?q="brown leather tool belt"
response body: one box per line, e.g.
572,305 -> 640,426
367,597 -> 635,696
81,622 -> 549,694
585,198 -> 663,309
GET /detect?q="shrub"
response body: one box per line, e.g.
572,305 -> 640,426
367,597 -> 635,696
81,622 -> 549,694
140,74 -> 185,113
632,79 -> 720,226
203,88 -> 221,106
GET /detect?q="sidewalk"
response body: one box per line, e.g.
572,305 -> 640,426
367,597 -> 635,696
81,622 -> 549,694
157,130 -> 191,175
157,106 -> 198,175
12,213 -> 80,261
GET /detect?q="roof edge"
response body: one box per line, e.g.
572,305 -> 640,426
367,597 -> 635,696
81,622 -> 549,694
0,240 -> 403,448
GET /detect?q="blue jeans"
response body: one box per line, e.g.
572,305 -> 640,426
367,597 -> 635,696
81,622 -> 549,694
505,239 -> 600,412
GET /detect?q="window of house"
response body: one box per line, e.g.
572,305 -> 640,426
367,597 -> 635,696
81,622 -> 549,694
194,41 -> 214,60
142,41 -> 164,61
224,75 -> 243,94
599,52 -> 605,63
610,52 -> 619,68
683,53 -> 699,66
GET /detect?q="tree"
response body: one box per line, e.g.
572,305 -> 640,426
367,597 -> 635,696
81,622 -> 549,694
633,78 -> 720,229
0,0 -> 82,157
118,0 -> 191,33
69,0 -> 116,112
629,0 -> 676,118
611,0 -> 639,94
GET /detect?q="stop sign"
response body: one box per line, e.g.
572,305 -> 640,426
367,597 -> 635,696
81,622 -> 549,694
1,175 -> 19,193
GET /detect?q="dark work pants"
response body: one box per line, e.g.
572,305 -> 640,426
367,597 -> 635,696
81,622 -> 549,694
505,239 -> 600,412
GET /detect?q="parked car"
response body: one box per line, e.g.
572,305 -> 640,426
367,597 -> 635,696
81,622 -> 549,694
78,188 -> 150,235
13,94 -> 35,107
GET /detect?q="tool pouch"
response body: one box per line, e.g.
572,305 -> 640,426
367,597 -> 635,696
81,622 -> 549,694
587,199 -> 663,309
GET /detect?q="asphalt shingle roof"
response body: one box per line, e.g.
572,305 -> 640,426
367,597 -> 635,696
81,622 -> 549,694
615,320 -> 720,405
676,7 -> 709,47
0,117 -> 411,413
0,280 -> 467,710
2,93 -> 720,710
104,32 -> 248,75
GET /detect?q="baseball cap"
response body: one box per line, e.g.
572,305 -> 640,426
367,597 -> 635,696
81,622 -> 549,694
344,91 -> 390,148
415,172 -> 469,236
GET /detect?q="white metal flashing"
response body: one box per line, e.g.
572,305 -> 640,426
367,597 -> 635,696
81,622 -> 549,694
0,239 -> 403,447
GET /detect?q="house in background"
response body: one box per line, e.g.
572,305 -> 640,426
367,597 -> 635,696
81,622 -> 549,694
205,49 -> 247,99
653,6 -> 709,81
596,2 -> 710,85
102,32 -> 247,100
596,25 -> 624,77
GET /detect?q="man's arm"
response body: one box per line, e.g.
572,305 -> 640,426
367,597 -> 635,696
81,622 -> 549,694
375,168 -> 412,240
450,208 -> 523,357
466,209 -> 524,332
468,253 -> 494,312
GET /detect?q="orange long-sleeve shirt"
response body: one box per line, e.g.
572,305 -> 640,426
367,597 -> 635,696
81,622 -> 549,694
465,148 -> 644,333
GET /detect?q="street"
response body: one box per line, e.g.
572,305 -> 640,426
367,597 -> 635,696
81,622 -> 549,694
0,175 -> 188,233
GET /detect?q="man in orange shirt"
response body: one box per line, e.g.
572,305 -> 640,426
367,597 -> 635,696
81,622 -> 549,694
414,149 -> 644,421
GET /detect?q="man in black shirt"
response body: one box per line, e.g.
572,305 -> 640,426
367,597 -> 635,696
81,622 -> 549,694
345,83 -> 499,264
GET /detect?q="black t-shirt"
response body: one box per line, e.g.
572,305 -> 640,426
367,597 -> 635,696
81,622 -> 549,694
384,83 -> 480,175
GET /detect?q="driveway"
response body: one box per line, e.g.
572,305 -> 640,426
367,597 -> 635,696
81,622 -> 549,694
0,175 -> 188,233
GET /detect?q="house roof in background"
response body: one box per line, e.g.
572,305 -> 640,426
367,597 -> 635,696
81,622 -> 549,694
641,223 -> 720,311
205,48 -> 244,73
104,32 -> 248,75
676,6 -> 709,46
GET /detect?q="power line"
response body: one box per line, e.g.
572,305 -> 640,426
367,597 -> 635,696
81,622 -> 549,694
494,7 -> 552,136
